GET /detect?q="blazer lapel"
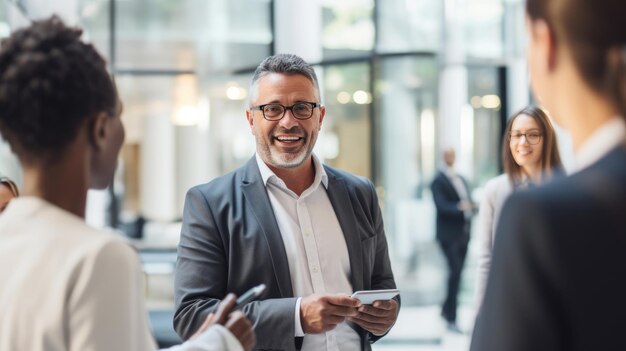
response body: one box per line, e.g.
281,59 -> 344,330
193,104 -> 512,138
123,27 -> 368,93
325,168 -> 364,292
440,171 -> 461,201
240,157 -> 294,298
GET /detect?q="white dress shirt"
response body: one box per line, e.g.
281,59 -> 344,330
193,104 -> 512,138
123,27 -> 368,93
574,117 -> 626,173
444,166 -> 472,218
256,154 -> 361,351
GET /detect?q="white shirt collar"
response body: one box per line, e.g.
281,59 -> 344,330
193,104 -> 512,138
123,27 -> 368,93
443,166 -> 457,178
574,117 -> 626,172
255,153 -> 329,190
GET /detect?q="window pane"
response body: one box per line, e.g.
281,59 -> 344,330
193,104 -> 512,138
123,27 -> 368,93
203,73 -> 255,173
321,0 -> 374,60
467,66 -> 502,184
377,0 -> 443,53
79,0 -> 110,63
320,63 -> 371,178
115,0 -> 272,71
465,0 -> 504,58
375,56 -> 440,304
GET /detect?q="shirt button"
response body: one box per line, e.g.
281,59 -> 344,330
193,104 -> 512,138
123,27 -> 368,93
312,266 -> 319,273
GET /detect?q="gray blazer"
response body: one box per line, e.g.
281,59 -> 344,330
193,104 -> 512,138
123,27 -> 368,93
174,157 -> 398,351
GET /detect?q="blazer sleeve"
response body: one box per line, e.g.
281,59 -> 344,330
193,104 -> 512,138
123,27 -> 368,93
174,186 -> 298,350
470,193 -> 565,351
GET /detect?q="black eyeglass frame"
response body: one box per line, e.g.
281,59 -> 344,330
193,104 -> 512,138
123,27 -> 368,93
250,101 -> 321,121
507,132 -> 544,145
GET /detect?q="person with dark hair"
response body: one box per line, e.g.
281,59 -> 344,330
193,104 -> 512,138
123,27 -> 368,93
0,16 -> 254,351
174,53 -> 399,350
470,0 -> 626,349
430,147 -> 475,333
474,106 -> 563,311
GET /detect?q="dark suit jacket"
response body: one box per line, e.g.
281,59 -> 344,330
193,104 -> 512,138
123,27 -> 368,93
430,170 -> 472,243
471,145 -> 626,351
174,157 -> 398,351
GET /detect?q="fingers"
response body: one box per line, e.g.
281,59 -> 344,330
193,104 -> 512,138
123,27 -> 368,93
357,299 -> 398,317
301,294 -> 360,334
348,299 -> 398,336
199,312 -> 216,330
214,293 -> 237,325
226,311 -> 256,351
240,328 -> 256,351
327,295 -> 361,308
372,299 -> 395,310
348,315 -> 389,336
351,310 -> 394,324
188,312 -> 216,340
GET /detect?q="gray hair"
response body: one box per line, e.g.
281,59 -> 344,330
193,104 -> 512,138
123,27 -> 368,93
249,54 -> 320,105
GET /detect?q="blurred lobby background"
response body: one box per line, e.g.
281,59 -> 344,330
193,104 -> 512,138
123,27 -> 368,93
0,0 -> 575,350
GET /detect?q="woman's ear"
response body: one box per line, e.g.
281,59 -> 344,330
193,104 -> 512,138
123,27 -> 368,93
88,111 -> 110,152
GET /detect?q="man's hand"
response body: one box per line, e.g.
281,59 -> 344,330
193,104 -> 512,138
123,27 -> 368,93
300,294 -> 361,334
348,298 -> 399,336
458,200 -> 474,212
190,293 -> 256,351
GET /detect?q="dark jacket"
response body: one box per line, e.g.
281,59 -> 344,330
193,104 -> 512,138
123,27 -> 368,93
430,170 -> 472,243
471,145 -> 626,351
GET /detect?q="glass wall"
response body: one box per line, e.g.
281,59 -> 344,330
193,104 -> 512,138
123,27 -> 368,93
114,0 -> 272,71
377,0 -> 442,53
320,63 -> 372,177
375,55 -> 441,304
465,0 -> 505,59
321,0 -> 374,59
0,2 -> 529,344
467,66 -> 503,185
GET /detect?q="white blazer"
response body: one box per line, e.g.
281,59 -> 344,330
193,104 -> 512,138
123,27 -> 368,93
474,174 -> 513,311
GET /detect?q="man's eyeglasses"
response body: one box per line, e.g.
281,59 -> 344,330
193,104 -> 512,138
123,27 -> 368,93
508,132 -> 543,145
250,102 -> 321,121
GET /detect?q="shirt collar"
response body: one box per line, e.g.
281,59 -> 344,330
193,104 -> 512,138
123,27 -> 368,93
255,153 -> 329,190
574,117 -> 626,172
443,166 -> 457,178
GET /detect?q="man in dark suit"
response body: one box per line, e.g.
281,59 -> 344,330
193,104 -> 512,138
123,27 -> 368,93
174,54 -> 399,351
430,148 -> 474,332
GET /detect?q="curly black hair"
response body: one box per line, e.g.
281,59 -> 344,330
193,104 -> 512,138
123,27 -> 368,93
0,15 -> 117,159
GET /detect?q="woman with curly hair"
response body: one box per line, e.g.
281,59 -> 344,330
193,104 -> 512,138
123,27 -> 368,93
0,16 -> 254,351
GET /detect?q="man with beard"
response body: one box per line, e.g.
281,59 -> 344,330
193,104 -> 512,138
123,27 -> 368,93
174,54 -> 399,351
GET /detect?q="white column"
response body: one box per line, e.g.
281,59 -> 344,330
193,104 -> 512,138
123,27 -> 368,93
175,119 -> 214,218
504,0 -> 529,116
507,58 -> 529,115
439,0 -> 471,176
140,114 -> 177,221
273,0 -> 323,63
